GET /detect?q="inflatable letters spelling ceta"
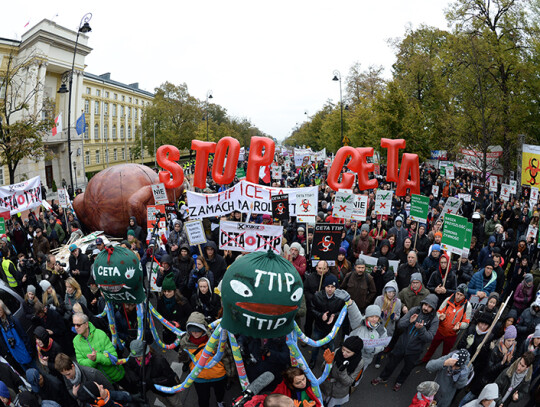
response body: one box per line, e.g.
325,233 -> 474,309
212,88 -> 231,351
156,136 -> 420,196
93,245 -> 145,304
221,250 -> 303,338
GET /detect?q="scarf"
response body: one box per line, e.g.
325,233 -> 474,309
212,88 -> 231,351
135,353 -> 152,366
163,295 -> 176,313
502,369 -> 528,403
69,363 -> 82,385
498,338 -> 515,355
190,333 -> 208,346
333,347 -> 363,374
476,325 -> 489,335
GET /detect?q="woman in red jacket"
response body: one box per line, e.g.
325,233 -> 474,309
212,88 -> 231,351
273,367 -> 321,407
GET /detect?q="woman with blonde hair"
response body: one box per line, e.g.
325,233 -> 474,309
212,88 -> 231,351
64,277 -> 86,320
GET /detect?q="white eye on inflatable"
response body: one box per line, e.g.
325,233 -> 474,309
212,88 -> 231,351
230,280 -> 253,298
290,287 -> 303,302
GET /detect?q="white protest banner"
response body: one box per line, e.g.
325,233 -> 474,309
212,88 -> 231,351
187,180 -> 318,219
362,336 -> 392,349
239,147 -> 245,162
0,176 -> 42,215
58,188 -> 69,208
446,165 -> 455,180
332,190 -> 355,219
440,197 -> 462,218
324,157 -> 332,167
527,225 -> 538,241
184,220 -> 207,245
147,260 -> 161,292
500,184 -> 511,202
311,148 -> 326,161
272,166 -> 282,180
151,183 -> 168,205
359,254 -> 400,276
374,189 -> 393,215
432,185 -> 439,197
219,221 -> 283,254
458,193 -> 471,203
351,195 -> 369,221
510,180 -> 517,194
489,175 -> 498,192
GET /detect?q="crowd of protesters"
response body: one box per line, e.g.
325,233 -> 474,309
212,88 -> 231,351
1,157 -> 540,407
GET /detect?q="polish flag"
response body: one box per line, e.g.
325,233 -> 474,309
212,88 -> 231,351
52,113 -> 62,136
259,164 -> 271,184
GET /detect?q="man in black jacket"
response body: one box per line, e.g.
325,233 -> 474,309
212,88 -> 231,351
309,274 -> 345,368
397,251 -> 423,291
413,224 -> 431,264
174,244 -> 195,297
204,241 -> 227,284
303,260 -> 330,338
372,293 -> 439,391
26,368 -> 76,406
68,244 -> 91,298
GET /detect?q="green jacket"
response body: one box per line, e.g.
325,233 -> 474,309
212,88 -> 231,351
46,222 -> 65,244
73,322 -> 124,383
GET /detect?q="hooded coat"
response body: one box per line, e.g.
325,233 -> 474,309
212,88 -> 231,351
374,280 -> 402,337
478,236 -> 496,268
189,277 -> 221,322
462,383 -> 499,407
34,326 -> 63,377
516,301 -> 540,339
127,216 -> 145,243
397,261 -> 423,291
426,353 -> 471,407
204,240 -> 228,283
427,255 -> 458,305
347,302 -> 388,366
389,218 -> 408,250
371,256 -> 394,295
394,294 -> 439,356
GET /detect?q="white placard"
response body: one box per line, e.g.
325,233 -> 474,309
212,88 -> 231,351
332,190 -> 356,219
374,189 -> 393,215
58,188 -> 69,208
458,193 -> 471,203
446,166 -> 455,180
441,197 -> 462,218
489,175 -> 498,192
432,185 -> 439,197
151,183 -> 169,205
272,166 -> 282,180
0,176 -> 42,215
500,184 -> 511,201
510,180 -> 517,194
219,221 -> 283,253
185,220 -> 207,245
351,195 -> 369,221
527,225 -> 538,242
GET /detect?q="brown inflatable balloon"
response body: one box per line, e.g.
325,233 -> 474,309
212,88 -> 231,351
73,164 -> 184,238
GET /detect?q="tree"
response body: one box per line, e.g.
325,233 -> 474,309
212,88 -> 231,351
0,50 -> 53,184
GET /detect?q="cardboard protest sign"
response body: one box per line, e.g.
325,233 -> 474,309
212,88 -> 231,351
374,189 -> 393,215
441,197 -> 462,218
185,220 -> 207,245
147,258 -> 161,292
469,295 -> 488,315
409,194 -> 430,223
441,213 -> 468,255
294,189 -> 318,217
531,187 -> 539,204
446,165 -> 455,180
58,188 -> 69,208
432,185 -> 439,197
458,193 -> 471,203
510,180 -> 517,194
271,194 -> 289,221
151,183 -> 168,205
219,221 -> 283,254
489,175 -> 498,192
500,184 -> 511,202
471,184 -> 484,203
284,161 -> 291,172
522,185 -> 531,200
359,254 -> 400,277
462,222 -> 473,258
351,195 -> 369,221
311,224 -> 345,261
332,190 -> 355,219
272,166 -> 282,180
527,225 -> 538,242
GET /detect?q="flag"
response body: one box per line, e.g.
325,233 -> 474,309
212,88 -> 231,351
259,164 -> 271,184
52,113 -> 62,136
76,113 -> 86,135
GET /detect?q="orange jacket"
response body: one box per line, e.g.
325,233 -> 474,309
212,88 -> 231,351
436,294 -> 472,337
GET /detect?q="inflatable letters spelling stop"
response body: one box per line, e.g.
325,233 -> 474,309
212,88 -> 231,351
92,246 -> 145,304
221,250 -> 303,338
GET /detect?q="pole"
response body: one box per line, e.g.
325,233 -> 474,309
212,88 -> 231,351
442,253 -> 451,286
66,32 -> 81,193
153,121 -> 156,167
140,127 -> 143,165
413,222 -> 419,251
339,77 -> 343,146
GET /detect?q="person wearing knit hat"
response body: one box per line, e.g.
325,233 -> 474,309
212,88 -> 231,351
352,222 -> 376,258
127,229 -> 136,238
347,302 -> 387,367
360,223 -> 370,233
0,381 -> 11,404
288,242 -> 307,278
504,324 -> 517,340
338,247 -> 347,256
426,349 -> 470,407
39,279 -> 51,292
323,274 -> 338,288
161,272 -> 177,291
320,336 -> 365,406
411,381 -> 440,407
26,285 -> 36,295
512,273 -> 535,313
317,211 -> 326,222
467,258 -> 497,300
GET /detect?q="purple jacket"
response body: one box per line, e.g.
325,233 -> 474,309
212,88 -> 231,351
513,282 -> 534,310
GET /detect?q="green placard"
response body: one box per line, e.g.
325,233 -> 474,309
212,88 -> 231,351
441,214 -> 468,255
0,218 -> 4,235
462,223 -> 473,255
440,166 -> 446,176
409,194 -> 430,223
236,168 -> 246,178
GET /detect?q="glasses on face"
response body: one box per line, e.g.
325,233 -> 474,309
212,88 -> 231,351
73,322 -> 86,328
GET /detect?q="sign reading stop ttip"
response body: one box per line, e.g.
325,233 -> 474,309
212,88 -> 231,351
156,136 -> 420,196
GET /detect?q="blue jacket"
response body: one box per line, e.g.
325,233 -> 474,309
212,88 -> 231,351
467,269 -> 497,298
477,236 -> 496,268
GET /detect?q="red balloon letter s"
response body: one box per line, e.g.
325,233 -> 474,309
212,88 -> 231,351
156,145 -> 184,189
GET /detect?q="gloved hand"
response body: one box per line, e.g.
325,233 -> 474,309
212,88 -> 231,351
334,289 -> 351,302
466,334 -> 474,348
323,349 -> 335,365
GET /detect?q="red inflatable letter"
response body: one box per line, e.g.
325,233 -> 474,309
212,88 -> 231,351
212,137 -> 241,185
327,147 -> 361,191
356,147 -> 378,191
156,145 -> 184,189
191,140 -> 217,189
246,137 -> 275,184
380,138 -> 406,182
396,153 -> 420,196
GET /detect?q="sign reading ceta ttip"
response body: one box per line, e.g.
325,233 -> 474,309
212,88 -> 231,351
441,213 -> 468,255
156,137 -> 420,196
409,194 -> 430,223
219,221 -> 283,254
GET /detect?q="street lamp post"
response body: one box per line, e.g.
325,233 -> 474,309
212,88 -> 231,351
58,13 -> 92,193
206,90 -> 213,141
153,121 -> 156,167
332,70 -> 344,145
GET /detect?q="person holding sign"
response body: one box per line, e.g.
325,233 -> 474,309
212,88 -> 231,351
427,254 -> 457,306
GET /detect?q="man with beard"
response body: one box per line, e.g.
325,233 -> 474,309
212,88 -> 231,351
397,251 -> 423,291
341,258 -> 376,313
372,294 -> 439,391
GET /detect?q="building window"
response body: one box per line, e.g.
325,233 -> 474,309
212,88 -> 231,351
84,100 -> 89,114
129,147 -> 132,161
86,87 -> 91,95
104,124 -> 109,140
120,125 -> 125,140
135,109 -> 138,120
121,148 -> 125,160
135,99 -> 138,105
104,103 -> 108,116
112,125 -> 117,140
112,104 -> 116,117
122,95 -> 125,102
84,123 -> 89,140
128,107 -> 131,118
105,150 -> 109,163
114,93 -> 117,100
94,124 -> 99,140
113,148 -> 117,161
85,151 -> 90,165
96,90 -> 101,97
121,106 -> 124,116
94,101 -> 99,115
96,150 -> 100,164
129,97 -> 132,103
128,126 -> 131,140
105,91 -> 109,98
0,167 -> 4,185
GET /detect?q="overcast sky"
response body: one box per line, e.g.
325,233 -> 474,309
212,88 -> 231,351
2,0 -> 451,142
